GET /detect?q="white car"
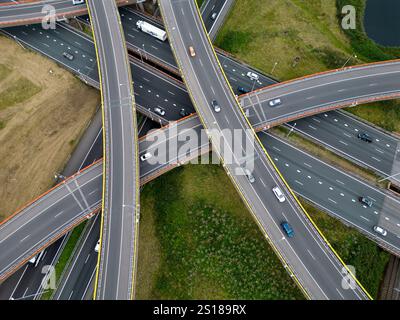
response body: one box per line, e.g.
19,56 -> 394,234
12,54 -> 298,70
268,98 -> 282,107
95,239 -> 100,253
72,0 -> 85,5
272,186 -> 286,203
246,71 -> 259,81
373,226 -> 387,237
244,168 -> 255,183
28,250 -> 45,266
140,152 -> 152,162
154,107 -> 166,116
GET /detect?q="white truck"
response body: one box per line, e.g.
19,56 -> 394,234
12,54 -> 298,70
136,20 -> 167,42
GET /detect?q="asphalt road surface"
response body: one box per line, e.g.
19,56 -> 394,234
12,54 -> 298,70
158,0 -> 369,300
0,0 -> 133,27
87,0 -> 139,300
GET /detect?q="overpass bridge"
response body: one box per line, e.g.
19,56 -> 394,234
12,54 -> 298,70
158,0 -> 370,300
87,0 -> 139,300
0,0 -> 135,27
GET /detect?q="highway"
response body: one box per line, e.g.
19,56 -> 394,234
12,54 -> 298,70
87,0 -> 139,300
51,118 -> 400,299
287,110 -> 400,185
158,0 -> 369,299
0,0 -> 134,27
74,7 -> 400,183
0,162 -> 102,283
200,0 -> 234,40
241,61 -> 400,130
1,16 -> 400,288
3,110 -> 400,296
3,16 -> 399,178
0,3 -> 398,298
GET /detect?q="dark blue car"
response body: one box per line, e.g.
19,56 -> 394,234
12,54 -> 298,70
281,221 -> 294,238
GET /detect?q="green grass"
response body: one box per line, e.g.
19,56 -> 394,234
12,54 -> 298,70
347,100 -> 400,133
302,200 -> 390,298
196,0 -> 205,8
215,0 -> 356,80
0,77 -> 41,111
137,162 -> 304,300
41,222 -> 87,300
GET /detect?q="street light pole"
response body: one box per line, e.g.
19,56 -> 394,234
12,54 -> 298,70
378,172 -> 400,183
271,61 -> 278,74
342,54 -> 357,68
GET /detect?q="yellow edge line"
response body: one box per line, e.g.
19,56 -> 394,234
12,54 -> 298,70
114,4 -> 141,300
193,0 -> 372,300
160,0 -> 371,300
157,0 -> 311,299
85,0 -> 105,301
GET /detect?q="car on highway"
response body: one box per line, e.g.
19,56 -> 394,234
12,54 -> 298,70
373,225 -> 388,237
246,71 -> 259,81
359,196 -> 373,207
244,168 -> 255,183
62,52 -> 74,61
28,250 -> 45,266
140,152 -> 152,162
272,186 -> 286,203
357,133 -> 373,143
237,86 -> 250,94
72,0 -> 85,5
95,239 -> 100,253
154,107 -> 166,116
268,98 -> 282,107
189,46 -> 196,57
179,108 -> 190,117
211,12 -> 218,20
211,99 -> 220,113
281,221 -> 295,238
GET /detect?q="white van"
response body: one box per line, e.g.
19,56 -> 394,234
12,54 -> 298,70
272,186 -> 286,203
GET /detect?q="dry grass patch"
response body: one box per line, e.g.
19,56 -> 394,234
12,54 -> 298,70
0,35 -> 100,221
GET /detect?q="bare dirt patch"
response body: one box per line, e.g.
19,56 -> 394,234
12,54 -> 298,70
0,35 -> 100,221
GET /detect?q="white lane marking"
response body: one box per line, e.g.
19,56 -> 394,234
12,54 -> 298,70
328,198 -> 337,204
304,162 -> 312,168
308,125 -> 317,130
295,180 -> 304,186
259,177 -> 266,187
54,210 -> 64,218
20,235 -> 30,243
336,180 -> 345,185
371,156 -> 381,162
339,140 -> 348,146
360,216 -> 370,222
307,249 -> 316,260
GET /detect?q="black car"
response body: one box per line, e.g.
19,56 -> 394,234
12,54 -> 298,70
237,86 -> 250,94
359,197 -> 373,207
357,133 -> 373,143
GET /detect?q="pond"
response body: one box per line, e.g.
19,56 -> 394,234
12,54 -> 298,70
364,0 -> 400,47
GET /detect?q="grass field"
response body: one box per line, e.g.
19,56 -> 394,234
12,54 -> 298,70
137,162 -> 304,300
0,77 -> 41,111
136,161 -> 388,299
0,35 -> 100,220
